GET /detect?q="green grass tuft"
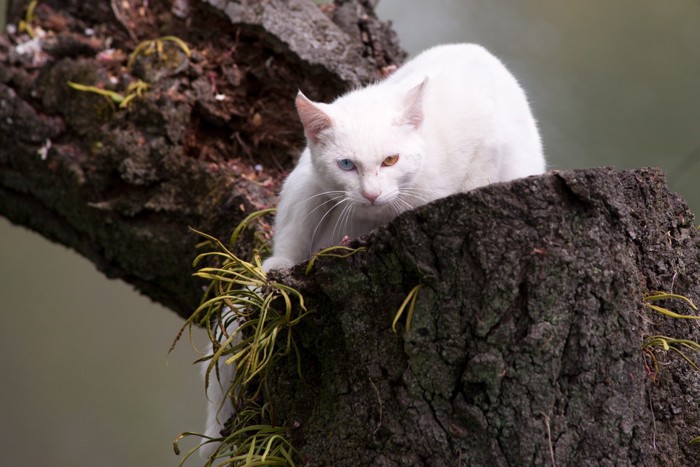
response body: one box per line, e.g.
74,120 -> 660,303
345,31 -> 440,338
173,209 -> 306,466
642,291 -> 700,381
127,35 -> 192,69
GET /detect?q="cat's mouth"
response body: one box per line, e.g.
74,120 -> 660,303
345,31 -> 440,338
352,198 -> 405,219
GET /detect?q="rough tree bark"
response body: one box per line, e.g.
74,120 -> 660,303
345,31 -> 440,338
268,167 -> 700,466
2,2 -> 699,466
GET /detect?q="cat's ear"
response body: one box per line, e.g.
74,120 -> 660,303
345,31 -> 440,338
400,77 -> 428,129
296,92 -> 333,144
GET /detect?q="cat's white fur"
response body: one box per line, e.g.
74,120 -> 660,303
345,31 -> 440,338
262,43 -> 543,271
201,43 -> 544,457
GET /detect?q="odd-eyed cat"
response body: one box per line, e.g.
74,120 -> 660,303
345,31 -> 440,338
261,43 -> 544,271
201,43 -> 544,457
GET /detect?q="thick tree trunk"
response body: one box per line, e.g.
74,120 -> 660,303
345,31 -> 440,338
267,167 -> 700,466
2,2 -> 699,466
0,0 -> 404,316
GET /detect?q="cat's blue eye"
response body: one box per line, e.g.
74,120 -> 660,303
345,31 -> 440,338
337,159 -> 356,171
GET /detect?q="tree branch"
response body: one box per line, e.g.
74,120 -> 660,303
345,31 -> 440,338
0,0 -> 404,317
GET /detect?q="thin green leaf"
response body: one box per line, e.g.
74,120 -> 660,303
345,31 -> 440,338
644,291 -> 697,310
305,245 -> 367,274
668,346 -> 700,371
67,81 -> 124,103
644,303 -> 700,320
161,35 -> 193,56
392,284 -> 423,333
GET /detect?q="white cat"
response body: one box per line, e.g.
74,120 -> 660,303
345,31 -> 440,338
261,43 -> 544,271
201,43 -> 544,457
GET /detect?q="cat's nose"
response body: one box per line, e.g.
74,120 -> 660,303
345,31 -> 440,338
362,191 -> 380,204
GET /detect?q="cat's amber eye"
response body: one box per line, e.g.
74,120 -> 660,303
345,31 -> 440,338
382,154 -> 399,167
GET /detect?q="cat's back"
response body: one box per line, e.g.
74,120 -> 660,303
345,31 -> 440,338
329,44 -> 509,119
386,43 -> 544,180
386,43 -> 508,87
384,43 -> 530,121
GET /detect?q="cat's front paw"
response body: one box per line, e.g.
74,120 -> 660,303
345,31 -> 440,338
262,256 -> 295,272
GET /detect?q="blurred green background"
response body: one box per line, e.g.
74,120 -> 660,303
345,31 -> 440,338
1,1 -> 698,465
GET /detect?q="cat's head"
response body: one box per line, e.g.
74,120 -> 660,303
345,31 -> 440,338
296,79 -> 428,220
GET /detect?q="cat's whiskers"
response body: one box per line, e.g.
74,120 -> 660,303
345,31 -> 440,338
398,184 -> 442,202
332,202 -> 354,244
342,204 -> 356,240
397,186 -> 445,211
396,194 -> 423,211
301,192 -> 346,223
301,190 -> 346,204
310,196 -> 350,249
345,206 -> 357,241
388,199 -> 403,218
332,208 -> 344,243
392,196 -> 415,214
